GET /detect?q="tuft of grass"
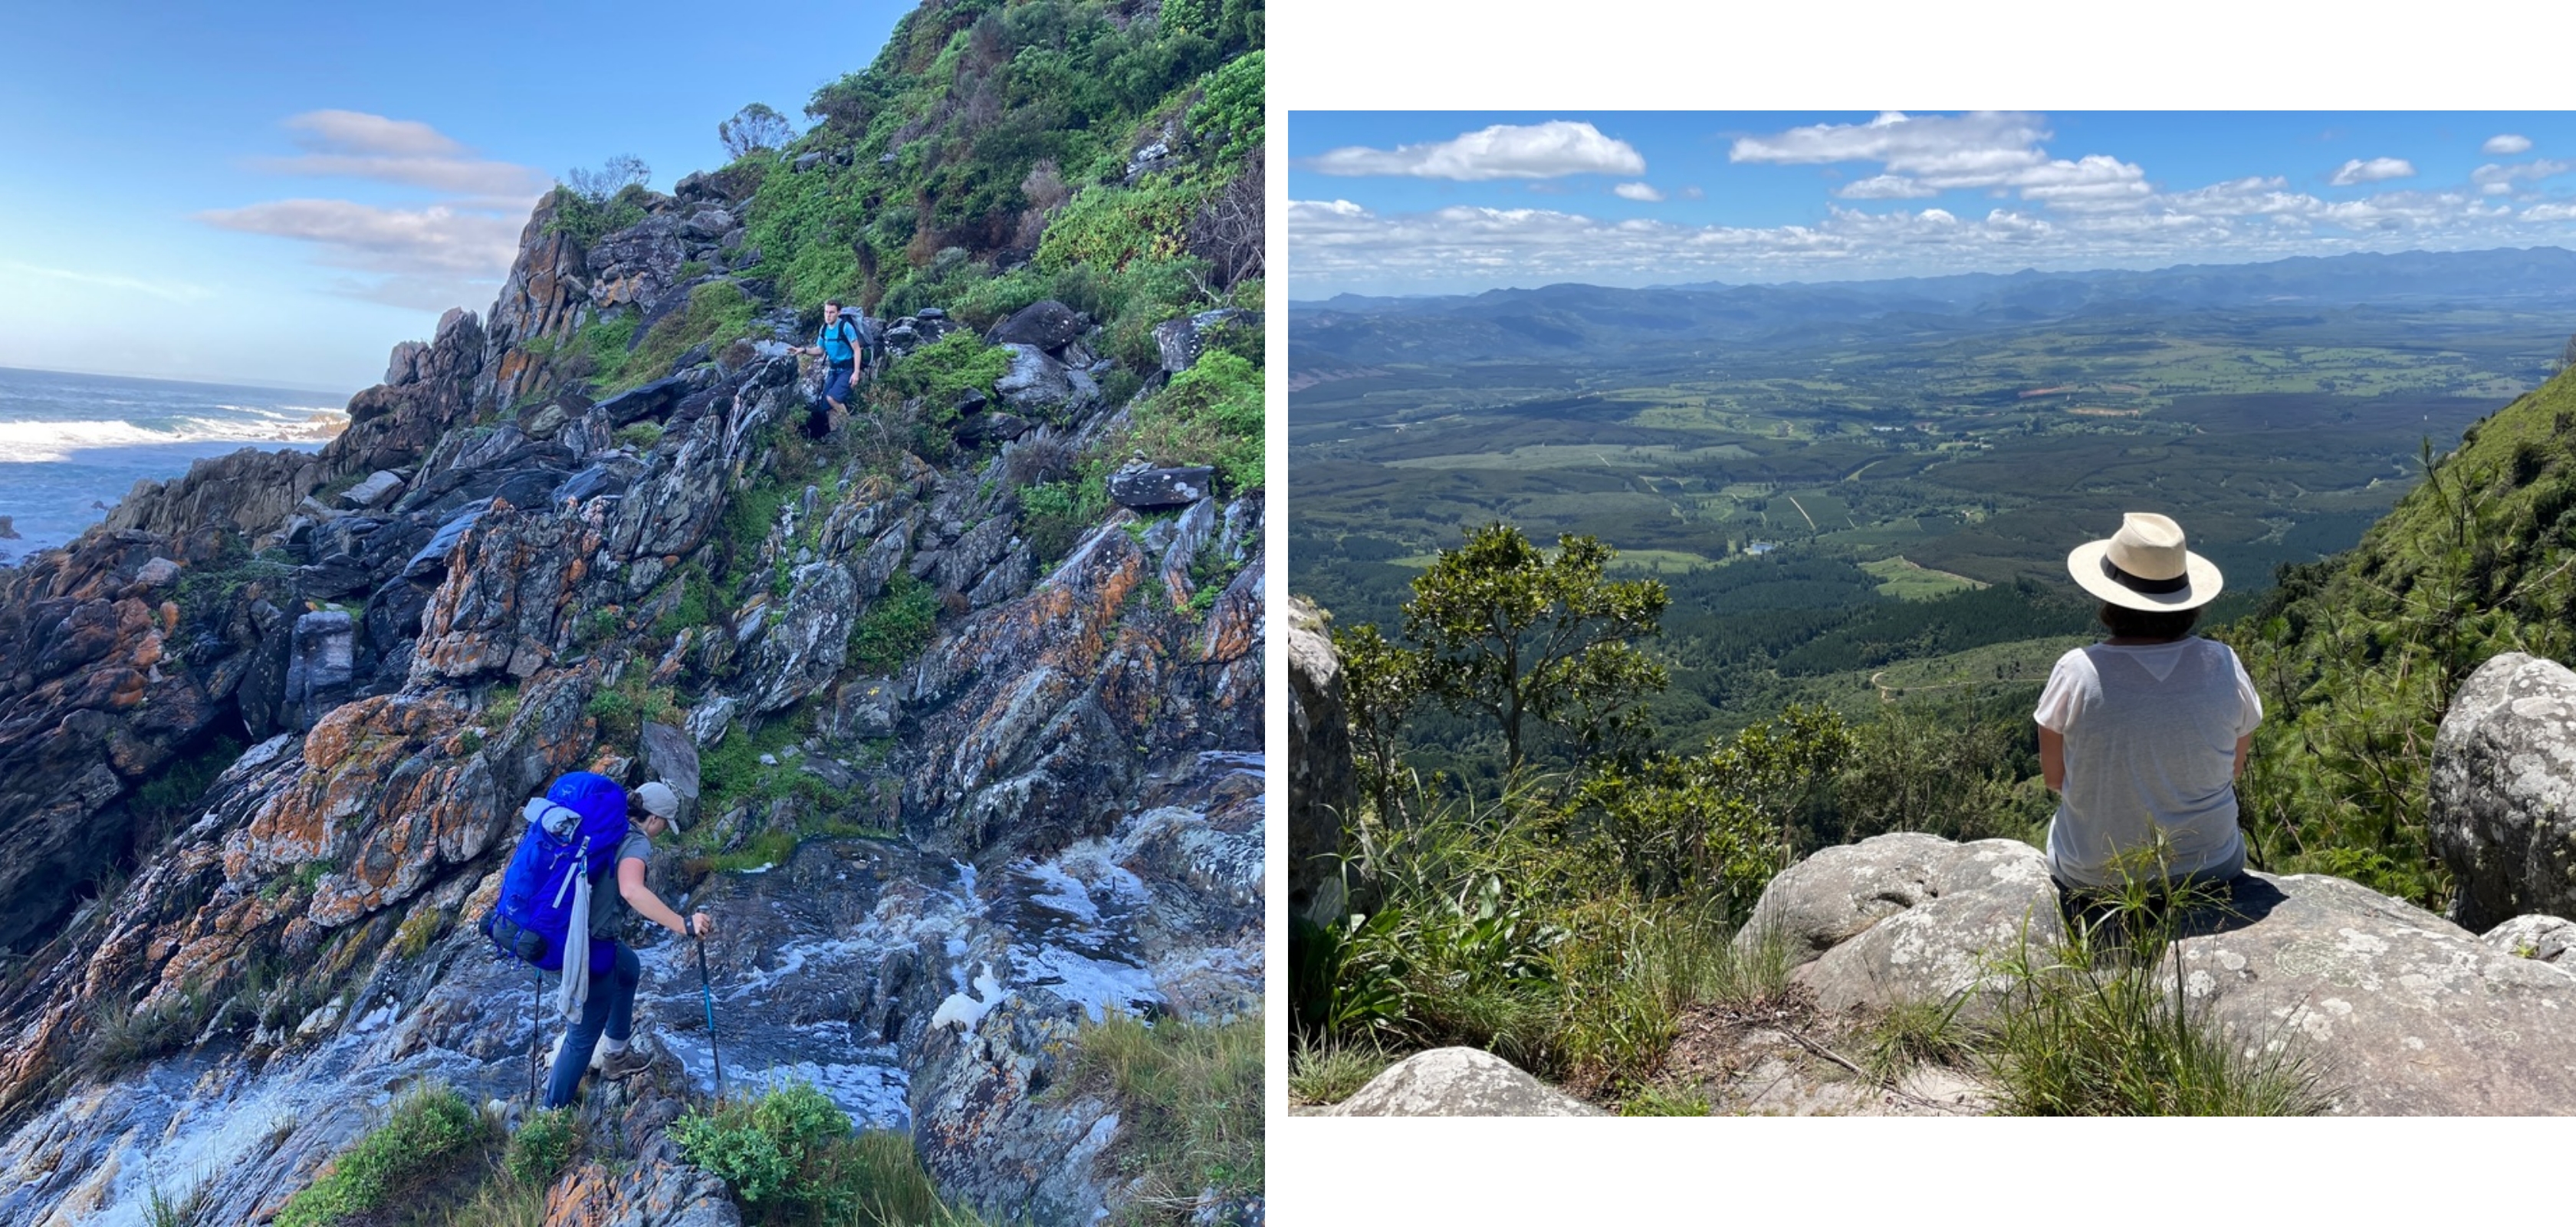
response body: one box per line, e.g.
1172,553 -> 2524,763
273,1084 -> 485,1227
1286,1041 -> 1395,1107
88,979 -> 214,1077
143,1170 -> 214,1227
1978,890 -> 2333,1117
1618,1085 -> 1714,1117
1061,1012 -> 1261,1226
1859,995 -> 1978,1084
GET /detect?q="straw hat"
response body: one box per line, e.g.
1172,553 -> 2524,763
2066,512 -> 2223,611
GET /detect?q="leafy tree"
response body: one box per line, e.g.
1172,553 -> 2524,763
719,103 -> 795,161
1332,621 -> 1427,822
1566,706 -> 1852,904
1403,523 -> 1671,772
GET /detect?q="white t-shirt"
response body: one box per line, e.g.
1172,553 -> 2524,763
2033,637 -> 2262,888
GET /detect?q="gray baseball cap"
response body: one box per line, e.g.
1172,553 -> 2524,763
636,781 -> 680,821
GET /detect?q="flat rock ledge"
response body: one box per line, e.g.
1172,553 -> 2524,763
1743,833 -> 2576,1115
1326,1048 -> 1605,1117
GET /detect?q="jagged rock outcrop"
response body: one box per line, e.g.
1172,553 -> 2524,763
2430,650 -> 2576,931
1286,598 -> 1352,925
1746,832 -> 2576,1114
1327,1048 -> 1605,1117
2482,913 -> 2576,966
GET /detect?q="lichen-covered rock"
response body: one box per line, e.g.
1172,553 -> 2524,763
410,511 -> 593,683
1286,599 -> 1352,926
742,561 -> 858,715
1739,831 -> 1977,970
2481,913 -> 2576,967
1326,1048 -> 1605,1117
1775,836 -> 2062,1016
2430,651 -> 2576,931
1756,832 -> 2576,1114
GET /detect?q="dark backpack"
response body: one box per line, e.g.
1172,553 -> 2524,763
482,772 -> 629,982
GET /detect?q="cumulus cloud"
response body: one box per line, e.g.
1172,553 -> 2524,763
2331,157 -> 2417,186
1307,120 -> 1646,180
1614,182 -> 1664,202
1734,111 -> 2147,211
2486,134 -> 2534,155
2471,158 -> 2575,195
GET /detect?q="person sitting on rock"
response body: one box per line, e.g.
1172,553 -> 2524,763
545,778 -> 712,1106
796,298 -> 866,436
2036,512 -> 2262,929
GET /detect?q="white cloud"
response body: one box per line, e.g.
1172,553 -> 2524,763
2522,202 -> 2576,222
1734,111 -> 2147,211
197,199 -> 524,276
1307,121 -> 1646,181
2471,159 -> 2575,196
2486,134 -> 2534,155
205,112 -> 546,311
1679,186 -> 1705,200
2331,156 -> 2417,186
1839,174 -> 1937,199
1613,182 -> 1664,202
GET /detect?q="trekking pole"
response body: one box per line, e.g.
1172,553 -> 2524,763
694,929 -> 724,1100
530,963 -> 541,1108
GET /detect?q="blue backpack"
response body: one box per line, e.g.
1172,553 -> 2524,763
482,772 -> 629,1015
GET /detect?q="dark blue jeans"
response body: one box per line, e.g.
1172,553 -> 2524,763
544,941 -> 639,1107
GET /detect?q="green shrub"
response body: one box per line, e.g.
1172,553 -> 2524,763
1035,179 -> 1210,276
608,281 -> 761,395
1125,349 -> 1261,492
617,420 -> 666,452
274,1084 -> 485,1227
1184,51 -> 1262,164
883,331 -> 1009,413
504,1107 -> 580,1187
1017,479 -> 1106,568
544,186 -> 649,248
672,1081 -> 974,1225
853,574 -> 941,673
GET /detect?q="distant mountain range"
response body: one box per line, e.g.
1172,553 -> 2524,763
1290,246 -> 2576,370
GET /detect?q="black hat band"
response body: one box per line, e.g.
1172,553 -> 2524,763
2103,555 -> 2188,595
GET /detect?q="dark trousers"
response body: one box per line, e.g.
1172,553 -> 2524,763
544,942 -> 639,1107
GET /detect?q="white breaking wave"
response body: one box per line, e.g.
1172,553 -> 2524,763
0,412 -> 347,462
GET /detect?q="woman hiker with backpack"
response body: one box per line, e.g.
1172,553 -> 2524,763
485,772 -> 712,1107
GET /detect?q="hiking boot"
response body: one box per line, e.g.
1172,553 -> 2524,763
597,1040 -> 655,1081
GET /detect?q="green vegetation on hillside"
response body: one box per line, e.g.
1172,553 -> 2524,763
670,1081 -> 984,1225
2226,367 -> 2576,906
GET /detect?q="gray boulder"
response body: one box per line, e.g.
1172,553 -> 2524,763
1750,832 -> 2576,1114
993,344 -> 1074,413
1286,599 -> 1353,925
1108,465 -> 1215,511
640,721 -> 702,826
1326,1048 -> 1604,1117
339,470 -> 406,511
990,300 -> 1085,353
2483,913 -> 2576,968
2430,651 -> 2576,931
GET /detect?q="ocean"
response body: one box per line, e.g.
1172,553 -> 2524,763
0,366 -> 350,564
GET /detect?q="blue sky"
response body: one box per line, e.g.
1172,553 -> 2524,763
1286,112 -> 2576,298
0,0 -> 912,391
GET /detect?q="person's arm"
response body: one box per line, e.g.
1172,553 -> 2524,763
2234,733 -> 2252,780
619,857 -> 711,936
2039,725 -> 2065,792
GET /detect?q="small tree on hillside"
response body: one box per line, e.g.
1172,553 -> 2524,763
566,154 -> 651,202
719,103 -> 795,161
1403,523 -> 1671,772
1332,621 -> 1427,822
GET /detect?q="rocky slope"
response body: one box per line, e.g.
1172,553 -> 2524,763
0,74 -> 1261,1227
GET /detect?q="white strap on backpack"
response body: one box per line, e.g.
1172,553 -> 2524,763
554,834 -> 593,1019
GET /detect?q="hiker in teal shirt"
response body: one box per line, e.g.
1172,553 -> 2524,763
798,298 -> 866,432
